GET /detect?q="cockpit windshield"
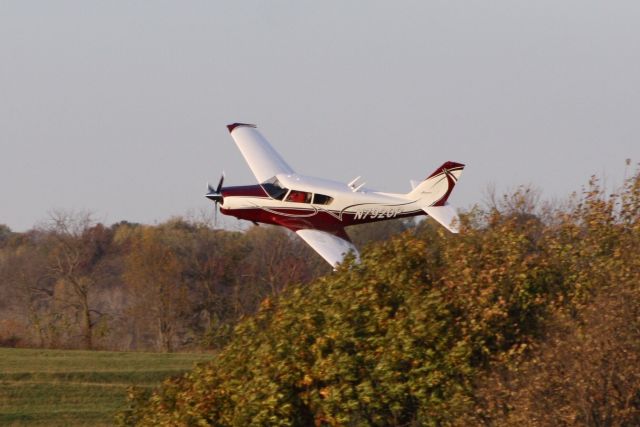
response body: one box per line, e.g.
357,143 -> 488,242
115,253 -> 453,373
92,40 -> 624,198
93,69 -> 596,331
261,177 -> 289,200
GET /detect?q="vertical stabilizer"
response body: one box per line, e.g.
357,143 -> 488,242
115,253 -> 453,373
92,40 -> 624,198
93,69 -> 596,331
409,161 -> 464,233
408,161 -> 464,206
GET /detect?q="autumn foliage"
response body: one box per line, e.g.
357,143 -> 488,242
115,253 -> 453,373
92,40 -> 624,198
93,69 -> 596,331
0,218 -> 329,352
2,170 -> 640,425
113,170 -> 640,426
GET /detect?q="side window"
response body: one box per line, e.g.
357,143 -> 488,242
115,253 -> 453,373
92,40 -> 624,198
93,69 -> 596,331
313,193 -> 334,205
286,190 -> 312,203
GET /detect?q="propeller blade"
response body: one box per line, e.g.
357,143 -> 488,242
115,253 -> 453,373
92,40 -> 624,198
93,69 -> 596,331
205,173 -> 225,228
216,173 -> 225,193
205,174 -> 224,203
205,193 -> 223,202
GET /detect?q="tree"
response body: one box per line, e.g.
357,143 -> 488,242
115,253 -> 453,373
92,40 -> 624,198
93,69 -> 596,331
180,223 -> 251,349
0,224 -> 12,246
466,171 -> 640,426
0,236 -> 54,347
346,217 -> 411,248
242,226 -> 329,300
45,211 -> 110,349
484,289 -> 640,427
124,226 -> 190,352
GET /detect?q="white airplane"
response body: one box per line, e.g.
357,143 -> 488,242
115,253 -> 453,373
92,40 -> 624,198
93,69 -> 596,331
206,123 -> 464,268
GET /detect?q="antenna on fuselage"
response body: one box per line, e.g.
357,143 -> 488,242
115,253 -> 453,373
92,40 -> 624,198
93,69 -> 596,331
348,176 -> 366,192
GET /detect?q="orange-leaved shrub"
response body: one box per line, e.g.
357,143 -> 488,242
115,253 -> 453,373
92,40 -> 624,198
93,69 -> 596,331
118,170 -> 640,426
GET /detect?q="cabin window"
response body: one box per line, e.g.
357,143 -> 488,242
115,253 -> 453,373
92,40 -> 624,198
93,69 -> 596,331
261,177 -> 289,200
312,193 -> 334,205
286,190 -> 312,203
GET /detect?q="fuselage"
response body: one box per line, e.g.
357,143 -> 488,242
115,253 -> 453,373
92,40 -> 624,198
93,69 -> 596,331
219,173 -> 430,232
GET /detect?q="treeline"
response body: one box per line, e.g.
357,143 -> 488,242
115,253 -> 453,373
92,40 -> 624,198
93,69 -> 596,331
0,212 -> 407,352
0,217 -> 315,351
119,171 -> 640,426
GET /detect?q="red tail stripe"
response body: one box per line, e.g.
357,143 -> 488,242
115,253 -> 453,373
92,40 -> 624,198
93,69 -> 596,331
426,161 -> 465,179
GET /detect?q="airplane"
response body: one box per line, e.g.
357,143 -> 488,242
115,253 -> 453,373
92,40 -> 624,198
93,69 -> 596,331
206,123 -> 464,268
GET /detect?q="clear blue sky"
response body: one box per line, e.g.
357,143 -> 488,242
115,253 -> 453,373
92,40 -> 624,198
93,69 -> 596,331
2,1 -> 639,231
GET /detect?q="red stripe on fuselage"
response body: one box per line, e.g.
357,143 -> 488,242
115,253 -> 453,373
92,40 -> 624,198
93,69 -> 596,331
220,205 -> 425,231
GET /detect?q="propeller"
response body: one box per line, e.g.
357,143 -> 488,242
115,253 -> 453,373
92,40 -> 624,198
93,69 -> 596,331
205,173 -> 225,225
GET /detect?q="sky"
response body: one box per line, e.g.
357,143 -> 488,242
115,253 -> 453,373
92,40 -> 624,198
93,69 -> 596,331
1,1 -> 639,231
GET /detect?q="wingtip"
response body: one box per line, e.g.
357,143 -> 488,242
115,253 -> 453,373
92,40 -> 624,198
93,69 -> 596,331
227,123 -> 257,133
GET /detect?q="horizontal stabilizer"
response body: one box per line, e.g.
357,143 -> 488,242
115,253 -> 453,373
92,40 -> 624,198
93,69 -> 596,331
296,229 -> 359,268
423,204 -> 460,233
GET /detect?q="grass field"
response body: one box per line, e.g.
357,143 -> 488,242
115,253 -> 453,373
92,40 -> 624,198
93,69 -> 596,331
0,347 -> 213,426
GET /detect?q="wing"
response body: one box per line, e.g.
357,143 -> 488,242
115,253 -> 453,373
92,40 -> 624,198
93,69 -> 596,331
296,229 -> 359,268
227,123 -> 295,183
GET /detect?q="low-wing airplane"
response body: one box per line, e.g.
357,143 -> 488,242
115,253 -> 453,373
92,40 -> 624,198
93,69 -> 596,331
206,123 -> 464,268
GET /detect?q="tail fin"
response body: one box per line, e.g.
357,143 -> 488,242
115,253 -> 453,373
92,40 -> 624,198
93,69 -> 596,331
408,161 -> 465,206
409,161 -> 465,233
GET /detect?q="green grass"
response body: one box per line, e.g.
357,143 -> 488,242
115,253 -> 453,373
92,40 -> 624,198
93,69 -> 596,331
0,347 -> 212,426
